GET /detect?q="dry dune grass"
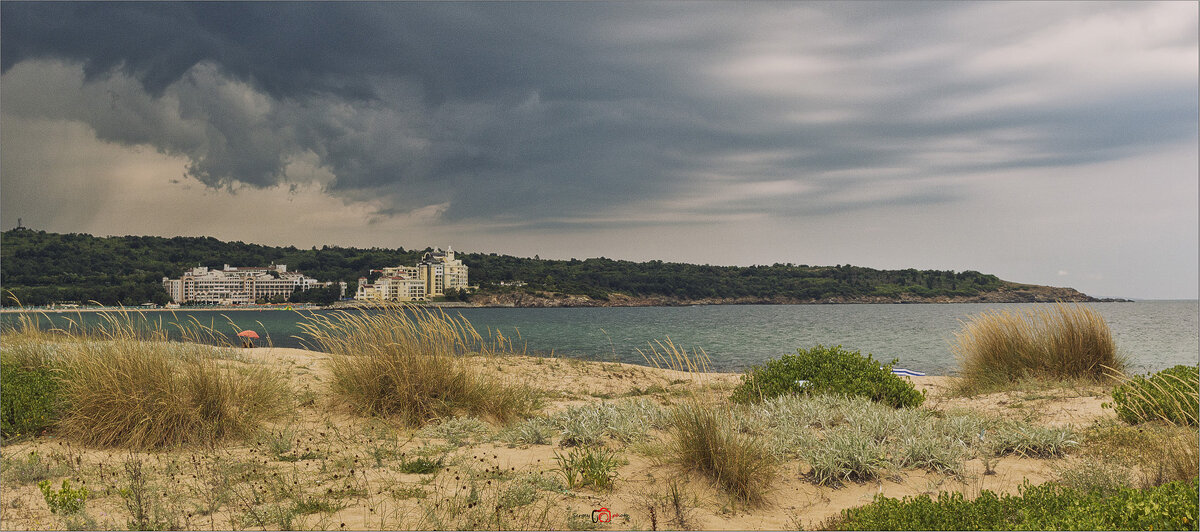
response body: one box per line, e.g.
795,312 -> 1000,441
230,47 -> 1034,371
952,303 -> 1124,394
298,303 -> 541,425
636,338 -> 777,506
2,308 -> 289,449
669,400 -> 777,506
57,341 -> 287,449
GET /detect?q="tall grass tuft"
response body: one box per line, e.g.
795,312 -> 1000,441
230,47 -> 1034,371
58,341 -> 287,449
1142,431 -> 1200,487
952,303 -> 1123,393
1,307 -> 288,449
669,400 -> 776,506
1110,365 -> 1198,427
298,303 -> 539,426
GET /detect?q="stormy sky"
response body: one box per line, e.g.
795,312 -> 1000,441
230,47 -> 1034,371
1,2 -> 1196,299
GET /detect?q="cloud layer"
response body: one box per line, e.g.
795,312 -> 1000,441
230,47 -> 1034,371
4,2 -> 1194,227
2,2 -> 1197,298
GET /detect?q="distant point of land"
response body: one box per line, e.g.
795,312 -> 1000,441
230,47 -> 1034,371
0,229 -> 1123,308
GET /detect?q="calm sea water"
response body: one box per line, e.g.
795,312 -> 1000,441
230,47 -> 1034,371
4,301 -> 1196,376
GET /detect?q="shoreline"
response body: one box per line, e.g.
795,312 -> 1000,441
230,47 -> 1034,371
0,296 -> 1145,314
0,304 -> 325,314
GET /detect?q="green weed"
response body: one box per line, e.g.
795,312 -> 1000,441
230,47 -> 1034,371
553,446 -> 620,491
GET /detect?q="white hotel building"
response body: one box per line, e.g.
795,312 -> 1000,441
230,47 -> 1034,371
163,264 -> 340,305
356,247 -> 469,302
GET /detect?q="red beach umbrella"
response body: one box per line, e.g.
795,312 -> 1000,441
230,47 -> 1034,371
237,330 -> 260,339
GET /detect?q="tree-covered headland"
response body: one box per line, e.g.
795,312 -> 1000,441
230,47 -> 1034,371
0,228 -> 1094,307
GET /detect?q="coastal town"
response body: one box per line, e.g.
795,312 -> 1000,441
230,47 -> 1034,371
159,246 -> 468,306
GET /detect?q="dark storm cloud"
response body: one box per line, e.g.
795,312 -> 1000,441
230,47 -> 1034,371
2,2 -> 1196,226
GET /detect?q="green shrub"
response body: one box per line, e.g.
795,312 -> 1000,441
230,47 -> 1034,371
832,477 -> 1199,531
0,359 -> 61,439
38,479 -> 89,515
730,345 -> 924,408
1111,365 -> 1199,426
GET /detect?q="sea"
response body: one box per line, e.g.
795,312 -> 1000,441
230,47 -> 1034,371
3,301 -> 1196,376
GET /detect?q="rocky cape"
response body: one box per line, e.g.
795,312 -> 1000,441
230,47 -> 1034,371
455,283 -> 1128,308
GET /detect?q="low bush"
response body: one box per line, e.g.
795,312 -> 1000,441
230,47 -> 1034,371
0,359 -> 60,439
499,417 -> 557,446
952,303 -> 1123,394
830,477 -> 1199,531
419,416 -> 492,446
730,345 -> 924,408
1053,458 -> 1135,495
1111,365 -> 1198,426
670,400 -> 775,505
1142,431 -> 1200,488
38,479 -> 89,515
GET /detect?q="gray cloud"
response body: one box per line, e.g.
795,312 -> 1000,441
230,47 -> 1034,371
1,1 -> 1196,228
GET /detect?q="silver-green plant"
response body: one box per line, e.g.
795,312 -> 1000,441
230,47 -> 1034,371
419,416 -> 491,447
499,416 -> 557,446
804,428 -> 891,486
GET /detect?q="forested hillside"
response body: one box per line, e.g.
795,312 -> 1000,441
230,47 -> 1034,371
1,228 -> 1078,306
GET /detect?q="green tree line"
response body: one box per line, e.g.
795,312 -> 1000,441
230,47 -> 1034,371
1,228 -> 1004,306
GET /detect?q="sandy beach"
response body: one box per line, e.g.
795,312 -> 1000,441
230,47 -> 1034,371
0,341 -> 1131,531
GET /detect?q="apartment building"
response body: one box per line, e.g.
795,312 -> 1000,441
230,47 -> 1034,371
355,246 -> 469,302
162,264 -> 340,305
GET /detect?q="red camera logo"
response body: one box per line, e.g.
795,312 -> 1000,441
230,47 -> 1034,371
592,507 -> 621,523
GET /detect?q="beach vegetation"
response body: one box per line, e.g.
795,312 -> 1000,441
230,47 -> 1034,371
0,310 -> 288,449
0,350 -> 61,440
951,303 -> 1123,394
804,428 -> 891,486
669,400 -> 776,506
1110,364 -> 1198,426
730,344 -> 925,408
552,398 -> 669,447
300,304 -> 541,426
57,340 -> 287,449
418,416 -> 493,447
1078,420 -> 1198,489
1,450 -> 65,485
827,477 -> 1199,531
38,479 -> 89,515
736,394 -> 1073,481
553,446 -> 620,491
499,416 -> 557,446
396,454 -> 444,474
